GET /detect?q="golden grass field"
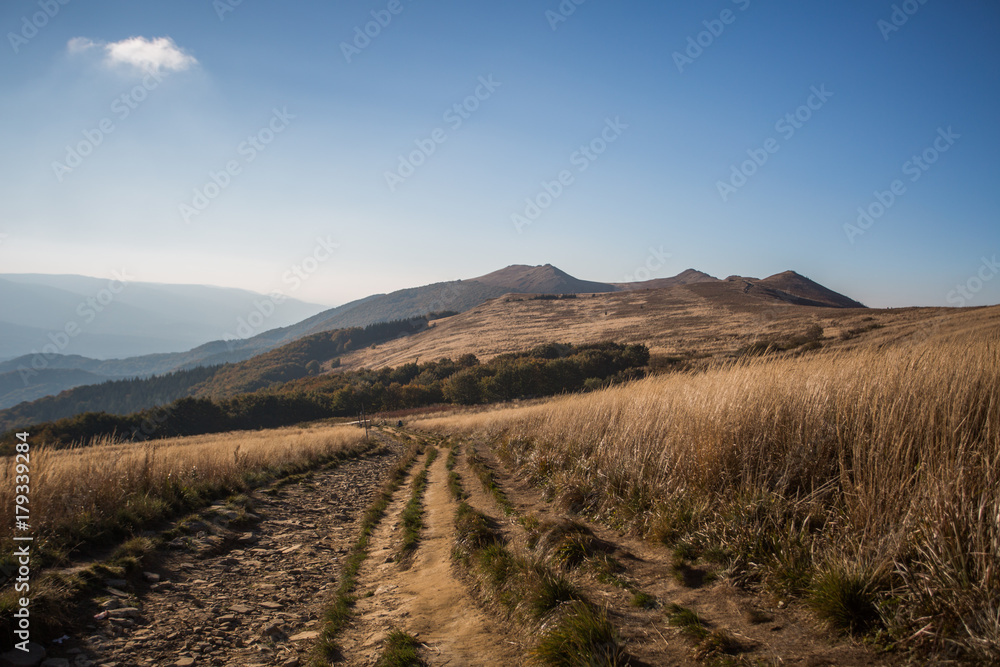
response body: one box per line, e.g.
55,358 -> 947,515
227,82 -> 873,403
413,314 -> 1000,660
0,424 -> 368,556
3,292 -> 997,661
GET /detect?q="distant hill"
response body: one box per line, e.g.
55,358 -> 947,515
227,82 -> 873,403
0,274 -> 327,359
283,282 -> 514,339
0,368 -> 105,409
686,272 -> 866,309
756,271 -> 866,308
0,274 -> 328,406
332,273 -> 872,371
0,265 -> 865,408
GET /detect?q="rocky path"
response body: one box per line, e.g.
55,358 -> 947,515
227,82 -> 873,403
57,435 -> 405,667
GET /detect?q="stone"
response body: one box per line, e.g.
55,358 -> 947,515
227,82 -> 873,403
229,604 -> 252,614
106,608 -> 141,618
184,521 -> 209,533
0,643 -> 46,667
260,623 -> 285,639
289,630 -> 319,641
100,599 -> 121,610
174,659 -> 196,667
260,601 -> 283,610
141,572 -> 160,583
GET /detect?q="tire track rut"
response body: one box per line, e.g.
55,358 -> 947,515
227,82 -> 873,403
339,442 -> 520,666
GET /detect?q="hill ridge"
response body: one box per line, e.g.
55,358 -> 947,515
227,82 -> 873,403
0,264 -> 864,407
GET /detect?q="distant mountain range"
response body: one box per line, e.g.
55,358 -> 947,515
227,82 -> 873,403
0,265 -> 864,410
0,274 -> 327,360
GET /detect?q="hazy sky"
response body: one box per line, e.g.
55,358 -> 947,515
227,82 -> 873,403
1,0 -> 998,308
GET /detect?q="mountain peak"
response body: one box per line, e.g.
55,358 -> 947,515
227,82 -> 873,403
613,268 -> 719,291
471,264 -> 617,294
758,270 -> 865,308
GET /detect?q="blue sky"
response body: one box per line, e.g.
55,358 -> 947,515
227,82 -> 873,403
1,0 -> 998,308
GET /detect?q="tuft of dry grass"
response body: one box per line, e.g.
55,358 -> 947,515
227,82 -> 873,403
415,326 -> 1000,661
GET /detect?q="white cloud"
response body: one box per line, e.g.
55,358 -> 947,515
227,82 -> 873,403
67,37 -> 97,53
67,36 -> 198,74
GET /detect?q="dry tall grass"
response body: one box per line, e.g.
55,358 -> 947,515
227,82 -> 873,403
416,327 -> 1000,660
0,424 -> 368,558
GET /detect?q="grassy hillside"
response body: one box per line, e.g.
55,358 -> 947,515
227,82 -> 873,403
414,318 -> 1000,661
189,318 -> 429,398
335,282 -> 997,371
279,280 -> 515,339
